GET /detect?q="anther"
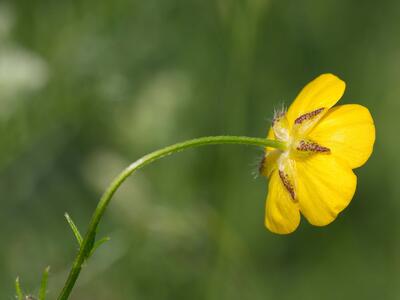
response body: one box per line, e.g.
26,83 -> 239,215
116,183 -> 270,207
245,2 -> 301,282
279,170 -> 296,201
296,140 -> 330,153
295,108 -> 325,124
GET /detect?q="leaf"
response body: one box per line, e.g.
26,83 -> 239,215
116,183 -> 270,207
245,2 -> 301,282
64,213 -> 83,246
15,277 -> 23,300
88,236 -> 111,259
38,266 -> 50,300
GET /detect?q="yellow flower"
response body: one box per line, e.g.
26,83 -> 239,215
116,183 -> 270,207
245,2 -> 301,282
260,74 -> 375,234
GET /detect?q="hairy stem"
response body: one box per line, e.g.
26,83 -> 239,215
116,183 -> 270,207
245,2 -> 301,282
57,136 -> 284,299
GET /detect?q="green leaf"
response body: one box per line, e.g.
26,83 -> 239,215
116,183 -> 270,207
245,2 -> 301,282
64,213 -> 83,246
88,236 -> 111,259
38,266 -> 50,300
15,277 -> 23,300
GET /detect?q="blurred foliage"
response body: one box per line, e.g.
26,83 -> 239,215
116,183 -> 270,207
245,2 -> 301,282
0,0 -> 397,299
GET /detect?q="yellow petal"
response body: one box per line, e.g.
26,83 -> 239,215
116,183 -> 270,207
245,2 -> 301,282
308,104 -> 375,169
265,170 -> 300,234
261,149 -> 280,177
286,74 -> 346,126
296,154 -> 357,226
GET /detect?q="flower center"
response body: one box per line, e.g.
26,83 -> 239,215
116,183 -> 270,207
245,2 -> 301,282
268,107 -> 331,201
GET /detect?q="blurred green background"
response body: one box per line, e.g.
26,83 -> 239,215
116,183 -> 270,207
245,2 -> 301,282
0,0 -> 396,299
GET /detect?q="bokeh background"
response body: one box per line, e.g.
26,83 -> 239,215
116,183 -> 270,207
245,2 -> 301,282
0,0 -> 396,299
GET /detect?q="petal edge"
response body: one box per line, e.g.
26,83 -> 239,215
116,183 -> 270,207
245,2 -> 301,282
296,154 -> 357,226
286,74 -> 346,127
309,104 -> 375,169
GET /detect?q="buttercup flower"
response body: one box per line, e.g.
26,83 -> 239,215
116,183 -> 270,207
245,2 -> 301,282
260,74 -> 375,234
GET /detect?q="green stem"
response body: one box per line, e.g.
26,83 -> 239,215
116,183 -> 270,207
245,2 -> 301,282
57,136 -> 284,300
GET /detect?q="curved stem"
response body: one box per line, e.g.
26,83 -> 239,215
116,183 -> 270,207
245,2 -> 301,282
57,136 -> 284,300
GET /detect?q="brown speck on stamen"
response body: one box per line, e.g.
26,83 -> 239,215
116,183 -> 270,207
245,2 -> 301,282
279,170 -> 296,201
295,107 -> 325,124
296,140 -> 331,153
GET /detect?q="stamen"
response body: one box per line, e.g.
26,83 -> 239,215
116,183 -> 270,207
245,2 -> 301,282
294,107 -> 325,124
279,170 -> 296,201
296,140 -> 330,153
